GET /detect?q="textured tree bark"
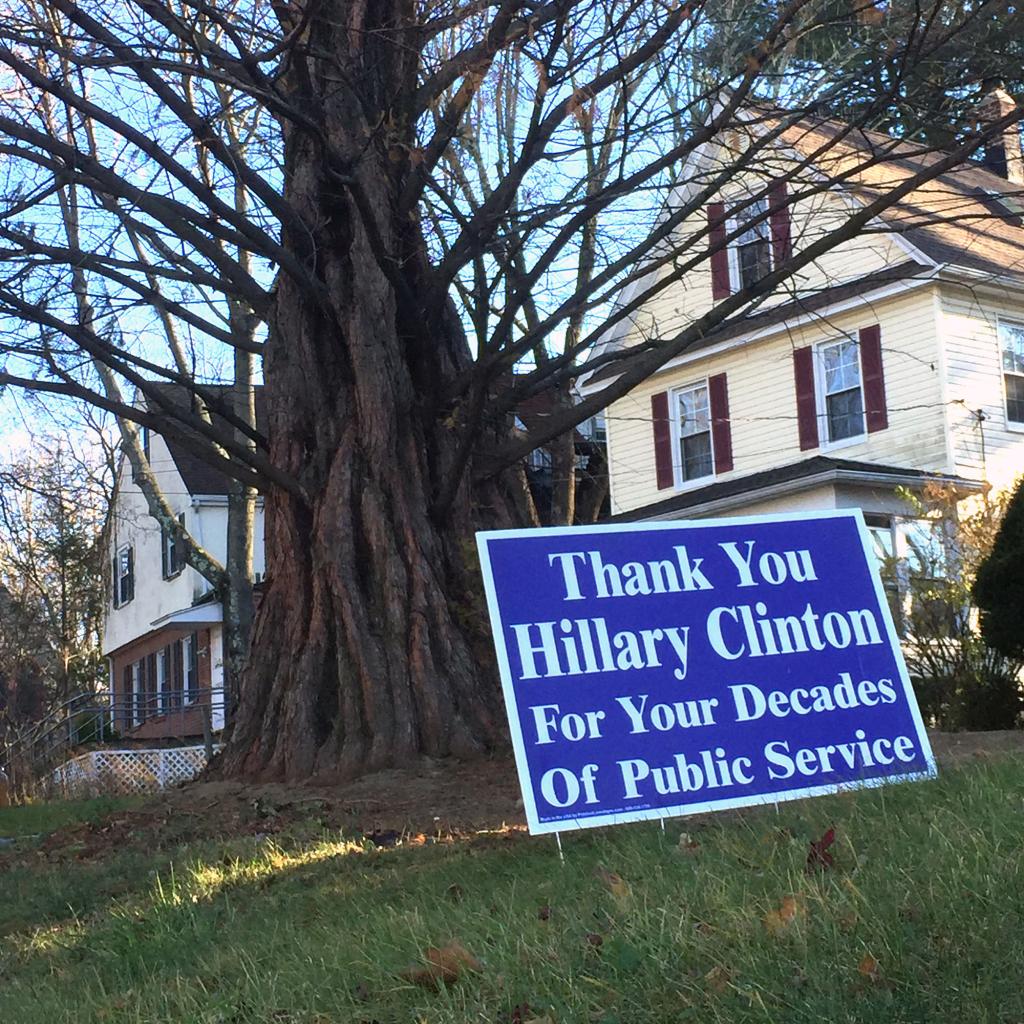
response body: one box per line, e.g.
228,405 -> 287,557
216,1 -> 522,780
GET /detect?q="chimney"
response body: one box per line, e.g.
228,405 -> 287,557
976,80 -> 1024,184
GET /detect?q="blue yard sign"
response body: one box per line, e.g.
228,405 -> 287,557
476,510 -> 936,835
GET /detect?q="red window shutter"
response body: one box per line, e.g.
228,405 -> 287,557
708,373 -> 734,474
708,202 -> 731,301
793,346 -> 819,450
769,181 -> 792,266
651,391 -> 674,489
860,324 -> 888,432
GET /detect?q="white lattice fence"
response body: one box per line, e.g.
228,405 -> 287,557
51,746 -> 218,797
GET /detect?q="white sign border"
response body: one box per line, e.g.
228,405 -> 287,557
476,508 -> 938,836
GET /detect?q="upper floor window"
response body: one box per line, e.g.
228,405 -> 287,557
794,325 -> 886,451
675,382 -> 714,483
817,337 -> 865,443
708,184 -> 791,302
652,374 -> 733,490
999,320 -> 1024,426
112,544 -> 134,607
731,198 -> 772,290
161,512 -> 185,579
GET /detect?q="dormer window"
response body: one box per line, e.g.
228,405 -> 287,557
731,198 -> 772,290
708,183 -> 791,302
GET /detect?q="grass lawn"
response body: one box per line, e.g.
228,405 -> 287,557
1,758 -> 1023,1024
0,794 -> 143,838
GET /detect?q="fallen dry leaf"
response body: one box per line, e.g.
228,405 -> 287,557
399,940 -> 483,990
858,953 -> 881,982
762,894 -> 804,935
594,866 -> 632,908
806,827 -> 836,872
704,964 -> 733,994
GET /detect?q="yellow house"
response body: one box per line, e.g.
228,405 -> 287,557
580,92 -> 1024,612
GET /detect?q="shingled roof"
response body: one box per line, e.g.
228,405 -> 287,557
780,117 -> 1024,283
582,109 -> 1024,390
143,383 -> 265,497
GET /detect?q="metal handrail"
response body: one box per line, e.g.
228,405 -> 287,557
2,687 -> 226,796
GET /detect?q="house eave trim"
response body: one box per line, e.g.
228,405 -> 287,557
190,493 -> 265,507
935,264 -> 1024,295
149,601 -> 224,630
637,467 -> 985,522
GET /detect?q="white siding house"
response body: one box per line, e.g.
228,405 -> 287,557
581,90 -> 1024,622
102,386 -> 265,739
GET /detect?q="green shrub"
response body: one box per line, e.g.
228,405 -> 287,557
975,476 -> 1024,660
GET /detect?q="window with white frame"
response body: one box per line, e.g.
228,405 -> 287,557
113,544 -> 134,607
183,632 -> 199,705
161,512 -> 185,578
999,320 -> 1024,425
157,647 -> 169,714
674,382 -> 714,484
130,661 -> 142,726
731,197 -> 772,291
864,514 -> 954,637
817,337 -> 865,443
865,516 -> 903,631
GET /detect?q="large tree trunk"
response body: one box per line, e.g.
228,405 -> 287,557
217,2 -> 522,781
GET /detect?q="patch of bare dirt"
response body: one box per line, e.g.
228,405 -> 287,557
30,755 -> 526,862
927,729 -> 1024,764
20,730 -> 1024,863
